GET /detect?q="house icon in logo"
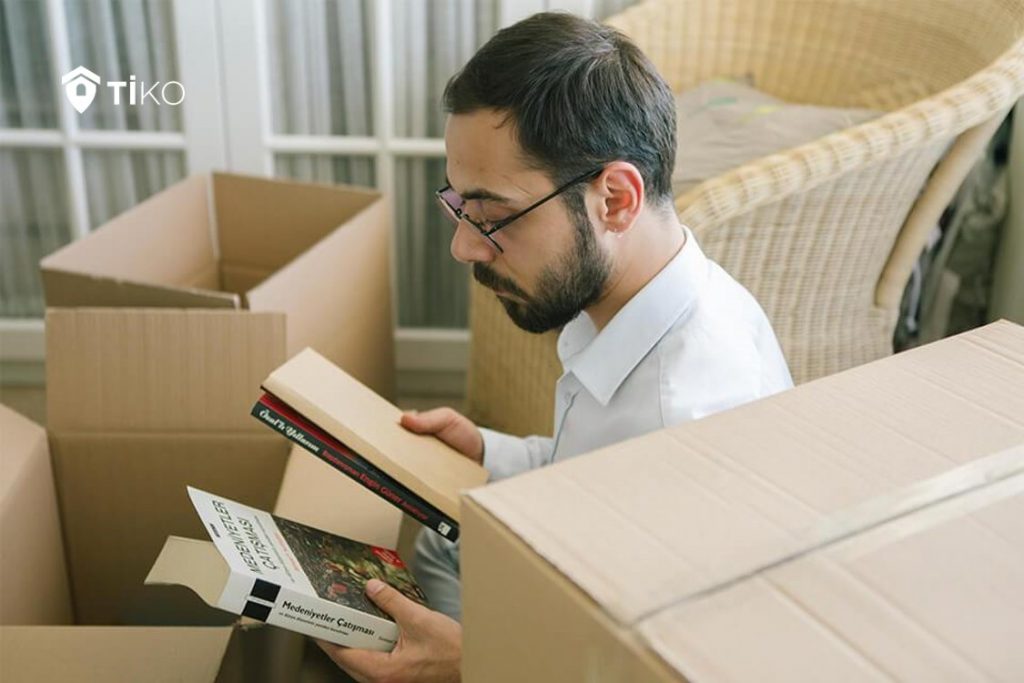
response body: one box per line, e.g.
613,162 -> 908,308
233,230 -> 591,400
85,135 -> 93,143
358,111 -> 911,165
61,66 -> 101,114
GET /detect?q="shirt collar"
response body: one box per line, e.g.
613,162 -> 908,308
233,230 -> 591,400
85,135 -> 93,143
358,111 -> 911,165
557,225 -> 709,406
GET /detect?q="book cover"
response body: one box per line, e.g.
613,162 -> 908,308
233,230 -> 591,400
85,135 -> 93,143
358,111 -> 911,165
146,487 -> 428,651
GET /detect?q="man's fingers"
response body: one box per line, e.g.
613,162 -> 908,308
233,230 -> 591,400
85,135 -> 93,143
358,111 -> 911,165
365,579 -> 426,628
400,408 -> 482,461
400,407 -> 455,434
316,640 -> 390,683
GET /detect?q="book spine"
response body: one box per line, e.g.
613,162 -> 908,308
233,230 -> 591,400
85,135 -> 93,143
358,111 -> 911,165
251,396 -> 460,542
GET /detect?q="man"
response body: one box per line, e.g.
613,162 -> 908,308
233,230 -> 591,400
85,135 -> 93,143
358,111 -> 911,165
320,11 -> 792,682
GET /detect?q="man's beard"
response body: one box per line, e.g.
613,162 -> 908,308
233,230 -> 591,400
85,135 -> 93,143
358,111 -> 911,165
473,208 -> 611,334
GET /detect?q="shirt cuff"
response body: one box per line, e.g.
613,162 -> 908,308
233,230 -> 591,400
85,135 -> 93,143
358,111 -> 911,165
479,427 -> 532,482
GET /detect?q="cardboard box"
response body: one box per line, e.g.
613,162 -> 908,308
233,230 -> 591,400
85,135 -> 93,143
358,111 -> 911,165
0,403 -> 238,681
39,172 -> 397,624
462,321 -> 1024,682
0,404 -> 72,626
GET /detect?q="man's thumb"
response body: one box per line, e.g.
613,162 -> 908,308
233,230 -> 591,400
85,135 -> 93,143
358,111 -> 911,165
399,410 -> 430,432
365,579 -> 419,625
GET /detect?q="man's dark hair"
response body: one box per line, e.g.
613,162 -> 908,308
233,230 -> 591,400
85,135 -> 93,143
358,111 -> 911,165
443,12 -> 677,210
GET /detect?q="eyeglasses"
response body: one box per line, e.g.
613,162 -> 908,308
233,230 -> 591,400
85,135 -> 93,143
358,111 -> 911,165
435,167 -> 604,253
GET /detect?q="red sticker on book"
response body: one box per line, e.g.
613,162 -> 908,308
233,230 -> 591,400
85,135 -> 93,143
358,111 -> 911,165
371,547 -> 405,567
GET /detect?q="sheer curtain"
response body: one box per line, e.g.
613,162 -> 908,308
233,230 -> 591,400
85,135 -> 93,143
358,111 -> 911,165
1,0 -> 65,317
264,0 -> 640,329
64,0 -> 185,226
0,0 -> 185,318
267,0 -> 499,329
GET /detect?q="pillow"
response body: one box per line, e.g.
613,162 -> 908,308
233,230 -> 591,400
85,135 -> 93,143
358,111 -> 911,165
672,79 -> 881,196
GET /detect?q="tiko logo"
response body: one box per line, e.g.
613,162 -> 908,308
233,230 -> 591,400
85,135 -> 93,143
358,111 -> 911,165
61,65 -> 185,114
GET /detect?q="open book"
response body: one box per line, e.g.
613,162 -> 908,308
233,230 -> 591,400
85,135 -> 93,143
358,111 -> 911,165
146,487 -> 427,650
252,348 -> 489,541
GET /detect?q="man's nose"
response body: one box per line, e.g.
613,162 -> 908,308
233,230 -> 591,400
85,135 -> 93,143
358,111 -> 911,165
450,220 -> 496,264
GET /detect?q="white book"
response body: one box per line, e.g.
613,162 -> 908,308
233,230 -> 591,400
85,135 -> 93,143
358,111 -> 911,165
146,487 -> 427,651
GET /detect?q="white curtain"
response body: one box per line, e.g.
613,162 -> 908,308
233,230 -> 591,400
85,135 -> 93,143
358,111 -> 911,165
64,0 -> 185,227
0,0 -> 185,317
264,0 -> 640,328
1,0 -> 64,317
593,0 -> 641,20
392,0 -> 496,328
267,0 -> 498,328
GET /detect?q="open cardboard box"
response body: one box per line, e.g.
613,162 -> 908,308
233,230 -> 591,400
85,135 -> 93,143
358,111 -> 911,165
37,172 -> 400,625
0,404 -> 237,681
462,321 -> 1024,681
0,404 -> 382,681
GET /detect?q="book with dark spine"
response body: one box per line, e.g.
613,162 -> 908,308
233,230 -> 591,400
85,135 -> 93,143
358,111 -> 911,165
254,348 -> 489,542
252,392 -> 459,541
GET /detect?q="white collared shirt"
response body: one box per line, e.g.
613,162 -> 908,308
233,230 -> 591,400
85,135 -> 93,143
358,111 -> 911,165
481,226 -> 794,481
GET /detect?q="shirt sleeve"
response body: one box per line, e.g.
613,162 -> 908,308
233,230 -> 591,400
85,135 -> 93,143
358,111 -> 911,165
479,428 -> 555,481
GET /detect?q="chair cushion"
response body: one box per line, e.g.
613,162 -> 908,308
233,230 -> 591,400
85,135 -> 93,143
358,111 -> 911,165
673,79 -> 881,196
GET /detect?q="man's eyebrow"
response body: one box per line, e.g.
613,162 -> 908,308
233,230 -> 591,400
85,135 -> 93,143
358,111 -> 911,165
445,177 -> 514,204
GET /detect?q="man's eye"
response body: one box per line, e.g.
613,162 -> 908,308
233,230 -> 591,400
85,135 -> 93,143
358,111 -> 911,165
461,211 -> 492,228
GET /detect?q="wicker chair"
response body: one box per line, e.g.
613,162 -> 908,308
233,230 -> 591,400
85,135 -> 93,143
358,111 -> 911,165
465,0 -> 1024,437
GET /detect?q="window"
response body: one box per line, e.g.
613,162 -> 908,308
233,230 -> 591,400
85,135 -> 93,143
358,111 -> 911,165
0,0 -> 639,375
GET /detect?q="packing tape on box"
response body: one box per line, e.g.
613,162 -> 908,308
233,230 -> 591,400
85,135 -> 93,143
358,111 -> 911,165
637,442 -> 1024,622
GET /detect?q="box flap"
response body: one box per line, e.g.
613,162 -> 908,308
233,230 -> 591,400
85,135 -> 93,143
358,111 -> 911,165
638,472 -> 1024,681
146,536 -> 230,608
0,404 -> 47,505
39,174 -> 238,309
50,432 -> 288,625
466,321 -> 1024,625
248,197 -> 395,399
46,308 -> 286,432
263,348 -> 488,521
0,405 -> 73,625
273,445 -> 403,548
0,625 -> 234,682
212,173 -> 379,273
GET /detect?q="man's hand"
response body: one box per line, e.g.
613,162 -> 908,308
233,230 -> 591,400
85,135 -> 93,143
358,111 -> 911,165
317,579 -> 462,683
400,408 -> 484,464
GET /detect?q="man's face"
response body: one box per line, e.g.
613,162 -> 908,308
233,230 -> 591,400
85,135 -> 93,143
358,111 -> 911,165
444,109 -> 611,333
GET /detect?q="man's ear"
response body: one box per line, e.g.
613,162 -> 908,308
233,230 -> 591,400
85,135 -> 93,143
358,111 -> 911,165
593,161 -> 645,235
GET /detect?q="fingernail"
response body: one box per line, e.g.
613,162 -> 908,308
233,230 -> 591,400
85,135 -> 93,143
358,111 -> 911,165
366,579 -> 385,596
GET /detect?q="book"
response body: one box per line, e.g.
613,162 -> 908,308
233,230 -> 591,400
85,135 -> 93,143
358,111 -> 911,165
146,487 -> 428,651
252,348 -> 489,541
253,392 -> 460,540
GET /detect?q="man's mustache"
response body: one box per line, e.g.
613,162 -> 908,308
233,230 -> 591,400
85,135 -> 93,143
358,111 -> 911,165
473,264 -> 528,300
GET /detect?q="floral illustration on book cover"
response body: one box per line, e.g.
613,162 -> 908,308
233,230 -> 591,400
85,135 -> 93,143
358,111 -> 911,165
273,514 -> 428,620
